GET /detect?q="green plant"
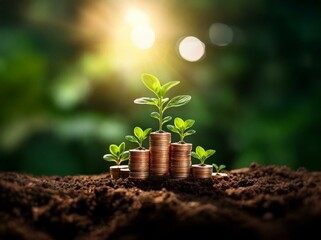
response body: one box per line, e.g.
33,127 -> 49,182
191,146 -> 216,165
134,73 -> 191,132
213,163 -> 226,173
103,142 -> 129,166
125,126 -> 152,149
166,117 -> 196,143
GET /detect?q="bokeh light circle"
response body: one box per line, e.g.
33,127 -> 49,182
209,23 -> 233,46
125,9 -> 149,26
131,25 -> 156,49
178,36 -> 205,62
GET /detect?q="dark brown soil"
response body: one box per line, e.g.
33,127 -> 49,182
1,163 -> 321,240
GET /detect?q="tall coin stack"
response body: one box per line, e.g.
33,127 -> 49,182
128,149 -> 150,179
149,132 -> 171,176
170,143 -> 192,178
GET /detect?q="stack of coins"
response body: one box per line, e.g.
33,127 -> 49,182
110,165 -> 129,179
191,164 -> 213,179
170,143 -> 192,178
128,149 -> 150,179
120,168 -> 130,178
149,132 -> 171,176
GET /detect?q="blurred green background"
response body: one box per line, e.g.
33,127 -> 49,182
1,0 -> 320,175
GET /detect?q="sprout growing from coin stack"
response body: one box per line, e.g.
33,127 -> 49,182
167,117 -> 196,178
102,72 -> 227,180
134,73 -> 191,176
126,127 -> 151,179
191,146 -> 216,178
103,142 -> 129,179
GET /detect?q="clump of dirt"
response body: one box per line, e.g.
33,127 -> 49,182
1,163 -> 321,239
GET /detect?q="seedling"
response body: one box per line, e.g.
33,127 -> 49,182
191,146 -> 216,165
213,163 -> 226,173
125,126 -> 152,150
103,142 -> 129,165
167,117 -> 196,143
134,73 -> 191,131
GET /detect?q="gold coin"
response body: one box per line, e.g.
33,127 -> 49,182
170,151 -> 191,155
150,132 -> 171,138
170,167 -> 191,172
150,167 -> 169,172
191,164 -> 213,178
150,168 -> 169,173
170,143 -> 192,150
150,162 -> 170,166
170,164 -> 191,169
150,160 -> 170,164
120,168 -> 130,178
129,166 -> 149,172
109,165 -> 128,179
129,157 -> 149,162
129,171 -> 149,179
170,158 -> 191,163
171,173 -> 190,178
149,172 -> 169,176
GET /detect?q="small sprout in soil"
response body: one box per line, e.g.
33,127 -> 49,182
167,117 -> 196,143
103,142 -> 129,165
192,146 -> 216,165
134,73 -> 191,132
213,163 -> 226,173
125,126 -> 152,150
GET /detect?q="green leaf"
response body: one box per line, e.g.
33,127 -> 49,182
119,142 -> 125,155
174,117 -> 185,129
159,81 -> 180,97
125,135 -> 139,144
184,129 -> 196,136
134,97 -> 158,106
219,165 -> 226,171
167,125 -> 179,133
161,98 -> 169,104
150,112 -> 160,120
196,146 -> 206,158
191,151 -> 199,160
120,151 -> 129,161
162,116 -> 172,124
141,73 -> 161,97
109,144 -> 119,157
185,119 -> 195,129
143,128 -> 152,138
213,163 -> 218,170
205,149 -> 216,158
103,154 -> 117,162
164,95 -> 191,111
134,127 -> 143,139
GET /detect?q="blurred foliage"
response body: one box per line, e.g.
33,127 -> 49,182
0,0 -> 320,175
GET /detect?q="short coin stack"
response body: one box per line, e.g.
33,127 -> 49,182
120,168 -> 130,178
191,164 -> 213,178
149,132 -> 171,176
128,149 -> 150,179
170,143 -> 192,178
110,165 -> 129,179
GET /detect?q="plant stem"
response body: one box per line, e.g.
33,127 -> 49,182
158,96 -> 163,131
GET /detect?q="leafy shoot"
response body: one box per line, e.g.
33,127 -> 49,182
191,146 -> 216,165
213,163 -> 226,173
125,126 -> 152,149
167,117 -> 196,143
134,73 -> 191,131
103,142 -> 129,166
